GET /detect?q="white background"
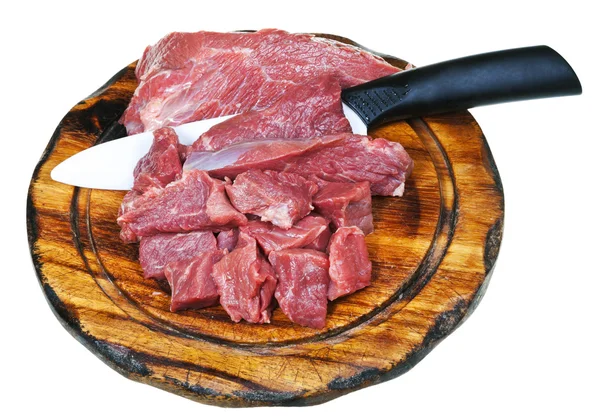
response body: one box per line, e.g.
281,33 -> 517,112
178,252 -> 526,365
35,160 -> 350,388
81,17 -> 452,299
2,1 -> 598,418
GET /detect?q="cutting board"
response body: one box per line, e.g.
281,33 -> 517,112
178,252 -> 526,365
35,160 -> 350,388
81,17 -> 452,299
27,34 -> 504,407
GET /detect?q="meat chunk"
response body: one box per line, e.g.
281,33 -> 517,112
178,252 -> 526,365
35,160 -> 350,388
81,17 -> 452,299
212,233 -> 277,323
327,227 -> 372,300
216,229 -> 239,252
138,231 -> 217,280
190,75 -> 351,152
185,135 -> 340,176
120,29 -> 399,135
118,188 -> 163,243
269,249 -> 330,329
185,133 -> 413,196
118,190 -> 144,243
133,127 -> 182,193
226,170 -> 318,229
311,178 -> 374,234
117,170 -> 246,240
164,249 -> 226,311
240,215 -> 330,255
303,222 -> 332,252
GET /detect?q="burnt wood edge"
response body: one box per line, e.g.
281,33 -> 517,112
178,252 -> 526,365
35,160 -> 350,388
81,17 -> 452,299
83,65 -> 132,102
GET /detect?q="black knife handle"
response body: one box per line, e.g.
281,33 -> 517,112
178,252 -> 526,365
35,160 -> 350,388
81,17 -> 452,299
341,45 -> 582,127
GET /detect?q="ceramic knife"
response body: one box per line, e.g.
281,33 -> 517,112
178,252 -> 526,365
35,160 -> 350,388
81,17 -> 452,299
51,45 -> 581,190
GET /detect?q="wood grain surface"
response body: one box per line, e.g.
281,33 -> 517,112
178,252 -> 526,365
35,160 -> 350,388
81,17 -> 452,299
27,34 -> 504,407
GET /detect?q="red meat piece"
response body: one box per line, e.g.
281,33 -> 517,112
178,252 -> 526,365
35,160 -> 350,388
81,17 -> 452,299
117,170 -> 247,240
132,127 -> 183,193
327,226 -> 372,300
303,222 -> 332,252
185,133 -> 413,197
240,215 -> 330,255
311,178 -> 374,234
190,75 -> 351,152
216,229 -> 239,252
164,249 -> 227,312
269,249 -> 330,329
212,233 -> 277,323
226,170 -> 318,229
138,231 -> 217,280
121,29 -> 398,134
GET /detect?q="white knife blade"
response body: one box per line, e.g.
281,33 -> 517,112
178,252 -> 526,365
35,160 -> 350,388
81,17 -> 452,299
50,104 -> 367,190
51,46 -> 581,191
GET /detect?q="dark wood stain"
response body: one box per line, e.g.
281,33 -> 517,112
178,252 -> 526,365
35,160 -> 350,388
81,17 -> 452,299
26,34 -> 504,407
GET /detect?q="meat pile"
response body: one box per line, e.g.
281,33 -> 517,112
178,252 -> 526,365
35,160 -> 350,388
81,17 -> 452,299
117,29 -> 413,329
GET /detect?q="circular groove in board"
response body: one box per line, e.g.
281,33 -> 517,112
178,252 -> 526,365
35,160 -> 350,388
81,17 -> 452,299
27,33 -> 504,407
83,118 -> 456,347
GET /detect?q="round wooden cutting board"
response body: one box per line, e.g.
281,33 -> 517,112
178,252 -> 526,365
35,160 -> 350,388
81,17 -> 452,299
27,34 -> 504,407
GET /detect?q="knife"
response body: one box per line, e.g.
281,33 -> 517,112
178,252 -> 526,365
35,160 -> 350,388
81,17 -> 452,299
51,45 -> 581,190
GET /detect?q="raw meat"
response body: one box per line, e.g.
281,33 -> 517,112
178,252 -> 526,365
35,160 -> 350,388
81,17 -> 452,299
212,233 -> 277,323
190,75 -> 351,152
164,249 -> 226,312
240,215 -> 330,255
118,188 -> 161,243
117,170 -> 246,240
132,127 -> 182,193
115,29 -> 415,327
185,136 -> 340,176
225,170 -> 318,229
185,133 -> 414,196
121,29 -> 399,134
216,229 -> 239,252
311,178 -> 374,234
138,231 -> 217,280
119,190 -> 143,243
269,249 -> 330,329
327,226 -> 372,300
303,222 -> 332,252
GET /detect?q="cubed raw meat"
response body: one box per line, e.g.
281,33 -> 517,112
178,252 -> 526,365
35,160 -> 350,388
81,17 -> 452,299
139,231 -> 217,280
165,249 -> 227,311
226,170 -> 317,229
212,233 -> 277,323
269,249 -> 330,329
327,226 -> 372,300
